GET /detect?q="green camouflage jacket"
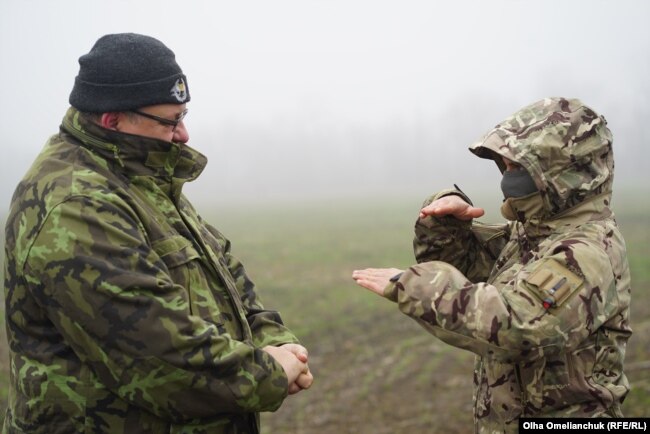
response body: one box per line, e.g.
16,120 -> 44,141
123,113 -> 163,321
3,108 -> 299,434
384,98 -> 631,433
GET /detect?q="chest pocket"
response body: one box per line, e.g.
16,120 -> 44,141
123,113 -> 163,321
153,234 -> 201,268
152,235 -> 242,338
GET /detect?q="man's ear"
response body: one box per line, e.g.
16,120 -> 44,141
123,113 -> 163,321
100,112 -> 121,130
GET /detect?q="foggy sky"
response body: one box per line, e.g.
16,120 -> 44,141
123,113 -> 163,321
1,0 -> 649,211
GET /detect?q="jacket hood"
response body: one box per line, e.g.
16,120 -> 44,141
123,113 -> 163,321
470,97 -> 614,217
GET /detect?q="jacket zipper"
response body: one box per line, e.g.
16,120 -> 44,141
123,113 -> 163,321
178,210 -> 253,341
515,364 -> 527,415
474,360 -> 483,434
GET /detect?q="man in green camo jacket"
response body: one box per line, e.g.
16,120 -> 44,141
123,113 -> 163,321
3,33 -> 312,434
353,98 -> 631,432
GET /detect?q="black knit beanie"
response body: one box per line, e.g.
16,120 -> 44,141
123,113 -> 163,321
69,33 -> 190,113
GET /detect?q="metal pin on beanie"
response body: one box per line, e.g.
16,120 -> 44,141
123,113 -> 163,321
170,78 -> 188,103
69,33 -> 190,113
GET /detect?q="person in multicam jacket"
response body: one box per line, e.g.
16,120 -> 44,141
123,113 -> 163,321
353,97 -> 631,433
3,33 -> 312,434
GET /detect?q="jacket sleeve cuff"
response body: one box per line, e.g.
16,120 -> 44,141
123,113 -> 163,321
232,348 -> 291,412
382,272 -> 403,302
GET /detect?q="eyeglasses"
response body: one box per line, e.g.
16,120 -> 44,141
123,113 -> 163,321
130,108 -> 188,132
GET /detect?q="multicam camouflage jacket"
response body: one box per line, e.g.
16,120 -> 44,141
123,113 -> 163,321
384,98 -> 631,433
3,108 -> 300,434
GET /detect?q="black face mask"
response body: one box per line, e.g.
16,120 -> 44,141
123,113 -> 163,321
500,169 -> 537,198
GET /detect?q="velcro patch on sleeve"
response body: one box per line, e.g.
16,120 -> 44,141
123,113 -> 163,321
523,260 -> 584,310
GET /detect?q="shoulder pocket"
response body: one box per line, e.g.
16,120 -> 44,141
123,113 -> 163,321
523,260 -> 584,310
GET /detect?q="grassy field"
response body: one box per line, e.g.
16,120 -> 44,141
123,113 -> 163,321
0,195 -> 648,432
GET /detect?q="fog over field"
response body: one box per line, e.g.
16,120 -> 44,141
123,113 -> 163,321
1,2 -> 650,430
1,0 -> 649,210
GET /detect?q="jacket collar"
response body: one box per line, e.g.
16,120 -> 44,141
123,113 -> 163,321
509,191 -> 612,239
60,107 -> 207,186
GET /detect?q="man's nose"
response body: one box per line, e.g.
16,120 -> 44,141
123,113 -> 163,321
173,121 -> 189,144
